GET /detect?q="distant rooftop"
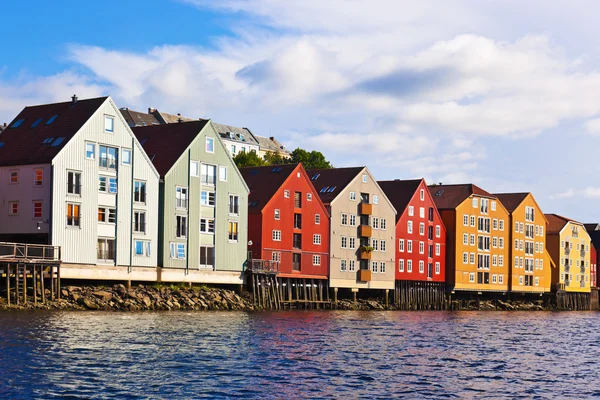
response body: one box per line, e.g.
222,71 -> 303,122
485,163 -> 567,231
255,135 -> 291,155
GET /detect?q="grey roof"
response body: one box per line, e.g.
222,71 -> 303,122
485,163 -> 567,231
211,122 -> 260,147
255,135 -> 291,155
119,108 -> 161,127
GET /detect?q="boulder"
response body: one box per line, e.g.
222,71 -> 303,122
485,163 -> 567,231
92,290 -> 113,302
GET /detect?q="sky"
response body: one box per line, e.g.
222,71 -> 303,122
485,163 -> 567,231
1,0 -> 600,221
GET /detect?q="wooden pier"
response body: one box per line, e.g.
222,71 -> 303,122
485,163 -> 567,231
395,280 -> 447,310
0,242 -> 61,306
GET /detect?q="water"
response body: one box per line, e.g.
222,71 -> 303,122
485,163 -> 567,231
1,311 -> 599,399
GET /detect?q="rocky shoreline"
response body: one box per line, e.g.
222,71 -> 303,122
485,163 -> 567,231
0,284 -> 553,311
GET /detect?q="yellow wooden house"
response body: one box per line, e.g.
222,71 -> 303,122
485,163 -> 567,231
545,214 -> 591,293
429,184 -> 510,293
495,193 -> 553,294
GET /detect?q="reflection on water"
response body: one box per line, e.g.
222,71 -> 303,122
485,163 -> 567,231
1,311 -> 600,399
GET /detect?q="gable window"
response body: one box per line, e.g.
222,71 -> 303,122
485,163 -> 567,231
274,209 -> 280,220
307,193 -> 313,201
67,171 -> 82,195
463,214 -> 468,226
134,211 -> 146,233
362,174 -> 368,183
408,206 -> 414,216
341,213 -> 348,226
219,166 -> 227,181
349,214 -> 356,226
170,243 -> 186,259
284,190 -> 290,198
294,191 -> 302,208
122,149 -> 132,166
314,234 -> 322,245
205,137 -> 214,153
176,215 -> 187,238
190,161 -> 199,177
472,198 -> 478,208
66,203 -> 80,227
420,189 -> 425,201
407,240 -> 413,253
436,225 -> 441,238
200,191 -> 215,207
350,192 -> 357,201
200,218 -> 215,234
99,145 -> 118,169
104,116 -> 114,132
8,201 -> 18,215
407,221 -> 413,234
86,143 -> 96,159
34,169 -> 43,186
9,171 -> 18,184
315,214 -> 321,224
201,164 -> 216,185
373,195 -> 379,204
399,239 -> 405,252
134,181 -> 146,203
176,187 -> 188,209
229,195 -> 239,215
33,201 -> 43,219
228,221 -> 239,241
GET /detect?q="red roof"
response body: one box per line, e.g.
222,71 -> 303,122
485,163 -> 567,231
0,97 -> 108,167
545,213 -> 577,234
494,193 -> 529,213
240,164 -> 300,214
378,179 -> 423,222
306,167 -> 364,204
132,121 -> 210,177
428,183 -> 494,210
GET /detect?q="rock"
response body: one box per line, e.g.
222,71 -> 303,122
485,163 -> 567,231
93,290 -> 113,302
141,296 -> 151,307
81,298 -> 99,310
72,293 -> 80,302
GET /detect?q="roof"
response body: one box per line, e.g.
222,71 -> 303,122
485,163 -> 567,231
545,213 -> 579,234
428,184 -> 494,210
152,110 -> 196,124
589,230 -> 600,250
255,135 -> 291,155
0,123 -> 6,133
378,179 -> 423,222
132,120 -> 210,177
0,96 -> 108,167
494,193 -> 529,213
306,167 -> 365,204
120,108 -> 160,127
584,223 -> 600,232
212,122 -> 260,147
239,164 -> 299,214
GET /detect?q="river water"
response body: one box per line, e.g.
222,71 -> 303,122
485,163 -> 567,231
1,311 -> 599,399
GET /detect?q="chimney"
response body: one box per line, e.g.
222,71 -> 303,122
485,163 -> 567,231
269,136 -> 275,141
177,113 -> 182,123
148,107 -> 156,114
3,122 -> 6,127
71,94 -> 78,105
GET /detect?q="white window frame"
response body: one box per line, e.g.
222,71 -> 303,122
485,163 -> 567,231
272,230 -> 282,241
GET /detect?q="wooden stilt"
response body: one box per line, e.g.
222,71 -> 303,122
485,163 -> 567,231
33,265 -> 37,305
6,264 -> 10,306
40,266 -> 45,304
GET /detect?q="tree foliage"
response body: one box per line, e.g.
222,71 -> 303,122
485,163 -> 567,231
233,150 -> 265,168
233,148 -> 333,170
290,148 -> 332,170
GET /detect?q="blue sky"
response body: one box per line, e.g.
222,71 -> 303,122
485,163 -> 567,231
2,0 -> 600,222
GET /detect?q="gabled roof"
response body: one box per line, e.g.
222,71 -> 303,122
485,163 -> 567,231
306,167 -> 365,205
240,164 -> 299,214
120,108 -> 160,127
152,110 -> 196,124
494,193 -> 529,213
378,179 -> 423,222
255,135 -> 291,155
544,213 -> 581,234
589,230 -> 600,250
584,223 -> 600,232
0,96 -> 108,167
132,120 -> 210,177
428,183 -> 494,210
212,122 -> 260,147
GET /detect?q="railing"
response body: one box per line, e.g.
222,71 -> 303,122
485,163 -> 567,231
0,242 -> 61,261
248,259 -> 279,274
581,249 -> 586,257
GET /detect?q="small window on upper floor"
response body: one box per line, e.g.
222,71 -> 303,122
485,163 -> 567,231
86,143 -> 96,159
104,116 -> 114,132
206,137 -> 214,153
307,193 -> 312,201
46,115 -> 58,125
350,192 -> 356,201
190,161 -> 199,177
9,170 -> 18,184
373,195 -> 379,204
122,149 -> 132,166
362,174 -> 368,183
219,166 -> 227,181
420,189 -> 425,201
472,197 -> 478,208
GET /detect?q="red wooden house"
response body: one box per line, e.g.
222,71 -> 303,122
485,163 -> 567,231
240,164 -> 330,300
585,224 -> 600,288
378,179 -> 447,308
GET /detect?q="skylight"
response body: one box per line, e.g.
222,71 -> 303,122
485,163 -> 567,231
435,190 -> 445,197
51,137 -> 66,147
46,115 -> 58,125
271,167 -> 283,173
31,118 -> 43,128
320,187 -> 329,193
311,174 -> 320,181
42,138 -> 54,144
0,142 -> 5,149
327,186 -> 337,193
11,119 -> 25,128
250,170 -> 259,176
249,201 -> 259,207
139,139 -> 148,146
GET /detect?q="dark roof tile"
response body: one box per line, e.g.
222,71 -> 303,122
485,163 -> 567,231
428,183 -> 494,210
494,192 -> 529,213
378,179 -> 423,222
306,167 -> 364,204
240,164 -> 299,214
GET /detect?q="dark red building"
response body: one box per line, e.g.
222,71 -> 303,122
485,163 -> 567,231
378,179 -> 447,308
584,224 -> 600,288
240,164 -> 330,282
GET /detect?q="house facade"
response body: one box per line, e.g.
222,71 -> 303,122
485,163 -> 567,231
132,120 -> 249,285
585,224 -> 600,288
308,167 -> 396,293
546,214 -> 591,293
429,184 -> 510,293
241,164 -> 330,278
0,96 -> 160,275
495,193 -> 552,293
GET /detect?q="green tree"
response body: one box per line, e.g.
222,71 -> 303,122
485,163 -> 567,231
290,148 -> 332,169
233,150 -> 265,168
263,151 -> 291,166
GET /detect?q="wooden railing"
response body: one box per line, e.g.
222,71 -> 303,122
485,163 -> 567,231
0,242 -> 61,262
248,259 -> 279,274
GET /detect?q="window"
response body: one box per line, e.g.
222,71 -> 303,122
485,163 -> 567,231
419,207 -> 425,218
33,201 -> 42,219
200,218 -> 215,234
98,238 -> 116,261
349,260 -> 356,272
307,193 -> 312,201
97,207 -> 116,223
362,174 -> 368,183
349,237 -> 356,249
407,221 -> 413,234
419,223 -> 425,235
176,216 -> 187,238
435,262 -> 440,274
99,145 -> 118,169
133,211 -> 146,233
381,240 -> 387,253
315,214 -> 321,224
407,260 -> 413,272
341,213 -> 348,226
399,259 -> 405,272
228,221 -> 239,241
176,187 -> 188,209
381,218 -> 387,230
104,116 -> 114,132
372,261 -> 378,273
419,260 -> 425,273
350,192 -> 356,201
373,195 -> 379,204
313,255 -> 321,266
134,181 -> 146,203
463,214 -> 468,226
381,262 -> 386,273
65,171 -> 81,195
272,230 -> 282,241
480,198 -> 489,214
229,195 -> 239,215
201,164 -> 217,185
293,191 -> 302,208
341,259 -> 347,272
469,273 -> 475,283
470,253 -> 475,264
231,145 -> 236,155
122,149 -> 131,166
435,243 -> 440,256
314,234 -> 322,245
428,207 -> 434,222
493,219 -> 498,230
66,203 -> 80,227
170,243 -> 186,259
349,214 -> 356,226
491,201 -> 496,211
190,161 -> 199,177
470,216 -> 476,227
341,236 -> 347,248
499,238 -> 504,249
499,220 -> 504,230
135,240 -> 151,257
274,209 -> 280,220
271,252 -> 281,263
463,233 -> 469,245
436,225 -> 441,238
407,240 -> 413,253
419,241 -> 425,254
472,198 -> 478,208
205,137 -> 214,153
100,177 -> 118,193
463,252 -> 469,264
372,239 -> 379,251
470,234 -> 475,246
9,171 -> 18,184
86,143 -> 96,159
399,239 -> 405,252
492,274 -> 497,283
33,169 -> 43,186
409,206 -> 415,216
372,217 -> 379,229
284,190 -> 290,198
11,118 -> 25,128
420,189 -> 425,201
219,166 -> 227,181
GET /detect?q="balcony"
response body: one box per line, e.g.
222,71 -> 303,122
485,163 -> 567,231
359,225 -> 372,237
358,269 -> 372,282
359,202 -> 373,215
359,249 -> 372,260
565,247 -> 570,256
581,249 -> 586,258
